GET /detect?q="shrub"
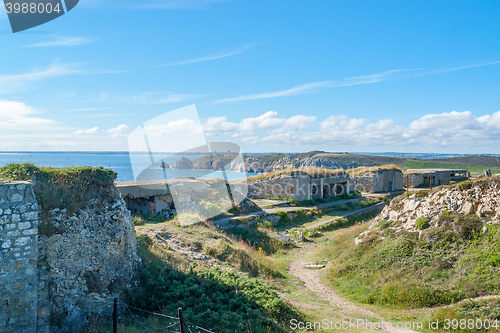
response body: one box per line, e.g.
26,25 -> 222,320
132,216 -> 145,226
0,162 -> 40,180
415,190 -> 429,198
129,237 -> 299,332
416,217 -> 430,230
0,163 -> 117,215
201,201 -> 223,217
459,181 -> 474,189
378,220 -> 392,229
275,211 -> 290,223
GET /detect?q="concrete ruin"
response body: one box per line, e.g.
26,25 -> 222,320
404,169 -> 468,188
350,169 -> 404,193
246,167 -> 404,201
246,171 -> 353,201
116,178 -> 248,224
116,179 -> 176,217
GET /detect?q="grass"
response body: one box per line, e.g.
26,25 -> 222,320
0,163 -> 117,216
244,167 -> 347,183
325,214 -> 500,312
403,160 -> 500,175
347,164 -> 401,176
85,230 -> 301,333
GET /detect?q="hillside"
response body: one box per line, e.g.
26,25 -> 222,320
179,151 -> 500,175
327,177 -> 500,330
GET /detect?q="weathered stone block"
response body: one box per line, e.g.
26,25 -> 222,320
9,193 -> 24,203
22,229 -> 37,235
22,212 -> 38,221
2,240 -> 12,249
18,222 -> 31,230
14,237 -> 31,246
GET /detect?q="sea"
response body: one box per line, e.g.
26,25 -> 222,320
0,152 -> 257,182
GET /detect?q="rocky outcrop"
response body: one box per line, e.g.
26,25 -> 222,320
479,169 -> 492,178
173,156 -> 194,169
228,154 -> 342,173
355,177 -> 500,245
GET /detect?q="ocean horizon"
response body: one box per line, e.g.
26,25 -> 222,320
0,151 -> 256,182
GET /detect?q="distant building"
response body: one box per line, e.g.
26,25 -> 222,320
246,165 -> 404,201
404,169 -> 468,187
350,167 -> 404,193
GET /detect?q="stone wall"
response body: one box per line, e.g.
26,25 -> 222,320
247,174 -> 311,201
352,170 -> 403,193
405,171 -> 451,188
39,190 -> 141,332
0,181 -> 41,333
0,181 -> 140,333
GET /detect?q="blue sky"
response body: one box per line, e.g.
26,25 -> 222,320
1,0 -> 500,153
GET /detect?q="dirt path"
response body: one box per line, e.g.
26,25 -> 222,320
288,259 -> 420,333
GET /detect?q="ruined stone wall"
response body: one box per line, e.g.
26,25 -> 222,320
0,181 -> 41,333
1,181 -> 140,333
352,170 -> 403,193
39,190 -> 141,332
405,171 -> 450,188
247,174 -> 311,201
405,173 -> 425,187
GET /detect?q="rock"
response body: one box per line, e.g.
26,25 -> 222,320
173,156 -> 194,169
268,233 -> 292,243
304,264 -> 325,269
460,201 -> 474,215
479,169 -> 492,178
159,161 -> 169,169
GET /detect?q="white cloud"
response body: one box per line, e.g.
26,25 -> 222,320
144,119 -> 203,138
24,36 -> 99,48
202,110 -> 500,151
73,127 -> 99,135
94,91 -> 200,105
159,43 -> 254,67
213,60 -> 500,104
203,111 -> 291,135
213,69 -> 415,103
0,60 -> 83,93
108,124 -> 130,134
283,115 -> 316,130
0,100 -> 59,130
108,124 -> 130,137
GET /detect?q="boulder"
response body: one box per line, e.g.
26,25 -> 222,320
479,169 -> 492,178
173,156 -> 194,169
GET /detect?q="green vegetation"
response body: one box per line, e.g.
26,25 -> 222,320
430,299 -> 500,332
123,234 -> 299,332
327,215 -> 500,310
0,163 -> 117,215
403,158 -> 500,175
416,217 -> 430,230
